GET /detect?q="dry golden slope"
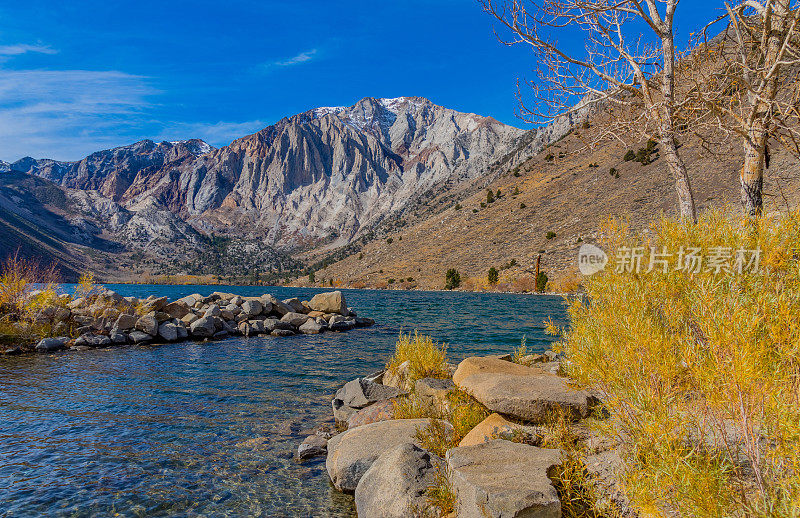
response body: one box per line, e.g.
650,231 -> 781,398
305,121 -> 800,292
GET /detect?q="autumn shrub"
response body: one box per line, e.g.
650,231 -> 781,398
424,466 -> 456,517
386,331 -> 450,386
558,210 -> 800,516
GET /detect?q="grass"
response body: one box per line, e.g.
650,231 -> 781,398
558,209 -> 800,516
386,331 -> 450,389
424,466 -> 456,517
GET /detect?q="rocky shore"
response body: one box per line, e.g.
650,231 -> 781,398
5,289 -> 373,355
299,351 -> 629,518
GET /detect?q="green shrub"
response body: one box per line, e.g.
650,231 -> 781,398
388,278 -> 395,284
623,150 -> 636,161
445,269 -> 461,290
520,203 -> 527,209
308,271 -> 315,283
536,271 -> 548,292
545,153 -> 555,161
546,231 -> 557,240
387,238 -> 393,244
454,203 -> 462,210
488,267 -> 499,285
487,190 -> 495,204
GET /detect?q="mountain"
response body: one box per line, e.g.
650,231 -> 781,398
11,97 -> 526,248
2,96 -> 542,281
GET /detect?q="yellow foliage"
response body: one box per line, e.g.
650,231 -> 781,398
386,331 -> 450,386
561,209 -> 800,516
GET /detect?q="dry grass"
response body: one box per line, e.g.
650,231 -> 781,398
424,466 -> 456,517
560,209 -> 800,516
386,331 -> 450,388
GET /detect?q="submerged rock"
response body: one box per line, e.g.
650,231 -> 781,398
297,434 -> 328,460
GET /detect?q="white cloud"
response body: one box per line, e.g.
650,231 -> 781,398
0,43 -> 58,57
263,48 -> 318,69
0,69 -> 158,161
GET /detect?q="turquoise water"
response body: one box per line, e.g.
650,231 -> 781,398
0,286 -> 568,517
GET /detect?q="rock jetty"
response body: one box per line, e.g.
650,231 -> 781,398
10,289 -> 373,354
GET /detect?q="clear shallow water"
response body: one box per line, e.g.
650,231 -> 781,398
0,286 -> 568,517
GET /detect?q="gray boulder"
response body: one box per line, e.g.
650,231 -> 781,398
297,434 -> 328,460
308,291 -> 347,315
283,297 -> 306,313
110,332 -> 128,344
262,294 -> 291,315
332,378 -> 400,423
263,318 -> 294,332
446,440 -> 562,518
158,322 -> 180,342
271,329 -> 295,337
129,331 -> 153,344
326,418 -> 450,492
163,301 -> 190,319
329,319 -> 356,332
355,443 -> 445,518
281,312 -> 310,327
241,300 -> 263,318
115,313 -> 137,331
190,317 -> 216,338
299,318 -> 325,334
354,317 -> 375,327
204,304 -> 221,317
135,315 -> 158,336
75,333 -> 112,348
35,337 -> 68,352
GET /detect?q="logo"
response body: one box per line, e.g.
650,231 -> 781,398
578,244 -> 608,275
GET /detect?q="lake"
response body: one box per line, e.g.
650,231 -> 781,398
0,286 -> 568,517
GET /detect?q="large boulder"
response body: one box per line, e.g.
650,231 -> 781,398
282,297 -> 306,313
446,440 -> 562,518
75,333 -> 112,348
163,301 -> 190,319
262,294 -> 291,315
308,291 -> 347,315
135,315 -> 158,336
115,313 -> 137,331
332,378 -> 400,423
241,300 -> 263,318
354,443 -> 445,518
129,331 -> 153,344
347,398 -> 398,429
35,337 -> 68,352
158,322 -> 181,342
415,377 -> 455,409
326,418 -> 451,492
454,356 -> 596,423
190,317 -> 216,338
299,318 -> 325,334
458,413 -> 536,447
281,312 -> 310,327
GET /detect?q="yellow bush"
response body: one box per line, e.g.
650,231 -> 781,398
386,331 -> 450,386
560,209 -> 800,516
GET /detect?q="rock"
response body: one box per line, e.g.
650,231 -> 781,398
271,329 -> 295,337
181,313 -> 198,326
297,435 -> 328,460
328,314 -> 347,325
140,296 -> 168,313
135,315 -> 158,336
308,310 -> 325,318
355,443 -> 445,518
354,316 -> 375,327
383,360 -> 411,391
263,318 -> 294,332
283,297 -> 306,313
190,317 -> 216,338
446,440 -> 562,518
329,319 -> 356,332
458,413 -> 534,447
230,295 -> 243,306
347,398 -> 397,429
67,297 -> 86,309
241,300 -> 263,318
176,294 -> 202,306
248,320 -> 266,335
129,331 -> 153,344
153,311 -> 171,322
158,322 -> 181,342
308,290 -> 347,315
262,294 -> 291,315
415,377 -> 455,408
163,301 -> 190,319
224,303 -> 240,314
280,312 -> 310,327
176,324 -> 189,340
455,358 -> 596,423
4,346 -> 22,355
326,418 -> 451,492
204,304 -> 221,317
452,356 -> 536,386
220,309 -> 235,321
35,337 -> 68,352
110,332 -> 128,344
115,313 -> 137,331
53,307 -> 71,322
299,318 -> 325,334
213,330 -> 229,339
74,333 -> 112,348
332,378 -> 401,423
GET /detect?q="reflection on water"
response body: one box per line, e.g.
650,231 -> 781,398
0,287 -> 567,517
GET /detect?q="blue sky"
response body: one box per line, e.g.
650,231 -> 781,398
0,0 -> 723,162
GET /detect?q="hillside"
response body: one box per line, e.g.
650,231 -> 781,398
306,114 -> 800,291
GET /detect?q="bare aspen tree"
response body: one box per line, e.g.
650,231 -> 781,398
690,1 -> 800,216
480,0 -> 698,222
